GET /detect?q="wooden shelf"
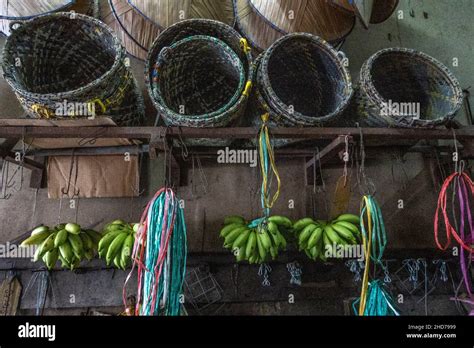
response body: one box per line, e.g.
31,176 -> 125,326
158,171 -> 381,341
1,125 -> 473,188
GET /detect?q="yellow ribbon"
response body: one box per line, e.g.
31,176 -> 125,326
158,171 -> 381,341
240,38 -> 251,54
259,113 -> 281,210
31,104 -> 54,119
359,195 -> 373,315
242,80 -> 253,97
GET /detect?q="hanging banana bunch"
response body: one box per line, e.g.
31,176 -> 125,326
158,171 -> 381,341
220,215 -> 290,264
21,223 -> 102,270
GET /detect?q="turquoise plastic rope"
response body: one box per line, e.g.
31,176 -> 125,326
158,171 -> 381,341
141,190 -> 187,316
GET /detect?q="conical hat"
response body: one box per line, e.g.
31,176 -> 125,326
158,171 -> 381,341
128,0 -> 235,28
100,0 -> 161,61
249,0 -> 355,42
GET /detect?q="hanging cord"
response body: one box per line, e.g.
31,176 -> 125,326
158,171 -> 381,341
342,135 -> 350,186
434,171 -> 474,252
0,160 -> 13,199
355,196 -> 398,316
258,113 -> 281,216
356,124 -> 376,196
123,187 -> 187,316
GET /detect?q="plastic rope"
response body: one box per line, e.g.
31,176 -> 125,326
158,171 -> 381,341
434,171 -> 474,252
123,187 -> 187,316
258,113 -> 281,216
353,280 -> 400,316
355,195 -> 397,316
435,171 -> 474,312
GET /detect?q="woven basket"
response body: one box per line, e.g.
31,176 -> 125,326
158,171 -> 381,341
100,0 -> 161,61
129,0 -> 235,28
356,48 -> 463,128
146,19 -> 253,146
2,12 -> 145,126
0,0 -> 96,36
234,0 -> 355,54
256,33 -> 353,127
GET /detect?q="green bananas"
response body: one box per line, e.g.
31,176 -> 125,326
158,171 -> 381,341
294,213 -> 361,261
220,215 -> 289,264
21,223 -> 101,270
98,220 -> 138,270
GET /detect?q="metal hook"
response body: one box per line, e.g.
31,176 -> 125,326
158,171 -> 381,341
0,160 -> 13,199
356,124 -> 376,196
61,153 -> 80,197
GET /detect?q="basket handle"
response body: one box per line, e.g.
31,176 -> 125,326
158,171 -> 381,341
9,21 -> 24,31
158,47 -> 173,66
336,51 -> 348,64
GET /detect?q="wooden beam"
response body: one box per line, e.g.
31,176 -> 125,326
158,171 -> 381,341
305,135 -> 351,170
0,126 -> 473,141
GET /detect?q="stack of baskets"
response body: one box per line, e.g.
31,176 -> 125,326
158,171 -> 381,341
146,18 -> 253,145
356,48 -> 464,127
2,12 -> 145,126
245,33 -> 353,146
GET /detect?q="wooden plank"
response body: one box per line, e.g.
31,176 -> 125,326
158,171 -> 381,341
29,156 -> 46,189
0,126 -> 472,140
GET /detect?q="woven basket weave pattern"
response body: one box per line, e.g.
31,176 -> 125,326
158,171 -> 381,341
146,19 -> 253,133
256,33 -> 353,127
156,36 -> 244,119
357,47 -> 463,128
2,12 -> 145,126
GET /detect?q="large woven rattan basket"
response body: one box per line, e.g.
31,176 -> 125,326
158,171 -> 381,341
356,47 -> 463,127
146,18 -> 254,146
129,0 -> 235,28
234,0 -> 355,53
255,33 -> 353,127
2,12 -> 145,126
0,0 -> 97,36
100,0 -> 161,61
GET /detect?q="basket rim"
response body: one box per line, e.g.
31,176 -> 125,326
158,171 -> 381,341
0,0 -> 75,20
145,18 -> 254,126
2,12 -> 126,99
259,32 -> 353,125
154,35 -> 246,120
359,47 -> 464,122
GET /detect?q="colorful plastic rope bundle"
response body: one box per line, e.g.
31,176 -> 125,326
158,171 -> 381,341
434,171 -> 474,313
123,187 -> 187,316
258,112 -> 281,216
354,195 -> 399,316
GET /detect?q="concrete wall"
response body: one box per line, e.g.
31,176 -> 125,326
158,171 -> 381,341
0,0 -> 472,315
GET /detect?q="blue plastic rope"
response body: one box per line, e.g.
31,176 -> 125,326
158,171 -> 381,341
140,189 -> 187,316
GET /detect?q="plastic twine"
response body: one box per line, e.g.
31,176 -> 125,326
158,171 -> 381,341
434,170 -> 474,312
355,195 -> 397,316
258,113 -> 281,216
434,171 -> 474,252
123,187 -> 187,316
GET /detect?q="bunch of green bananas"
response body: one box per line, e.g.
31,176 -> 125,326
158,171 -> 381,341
98,220 -> 138,270
21,223 -> 101,270
294,214 -> 361,261
220,215 -> 290,264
